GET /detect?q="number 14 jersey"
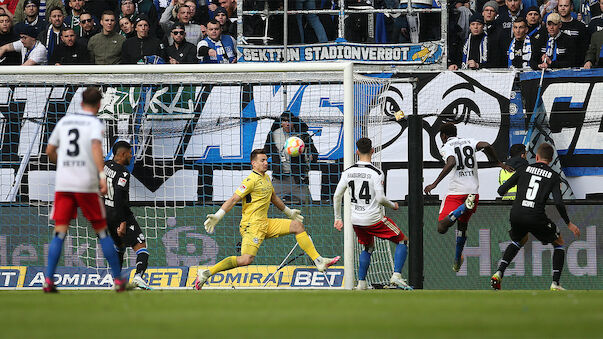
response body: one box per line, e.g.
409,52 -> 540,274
334,161 -> 395,226
441,137 -> 479,195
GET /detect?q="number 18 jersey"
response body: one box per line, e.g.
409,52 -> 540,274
334,161 -> 393,226
48,111 -> 105,193
441,137 -> 479,195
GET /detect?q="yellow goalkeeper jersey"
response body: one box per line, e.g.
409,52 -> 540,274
235,170 -> 273,226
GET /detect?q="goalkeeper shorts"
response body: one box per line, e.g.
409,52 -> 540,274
240,218 -> 291,256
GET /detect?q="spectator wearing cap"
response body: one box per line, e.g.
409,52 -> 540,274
481,0 -> 506,67
507,16 -> 533,68
0,23 -> 46,64
556,0 -> 587,66
121,14 -> 165,63
196,18 -> 234,63
118,16 -> 135,38
166,21 -> 196,63
87,10 -> 125,64
213,6 -> 233,37
37,6 -> 64,58
263,111 -> 317,205
160,2 -> 202,45
450,13 -> 491,70
13,0 -> 44,30
49,26 -> 89,64
0,12 -> 20,64
588,0 -> 603,34
13,0 -> 65,25
525,6 -> 543,37
530,13 -> 577,69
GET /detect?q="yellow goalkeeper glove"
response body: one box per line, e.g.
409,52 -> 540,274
283,206 -> 304,223
204,209 -> 225,234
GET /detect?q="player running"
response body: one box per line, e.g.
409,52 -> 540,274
104,140 -> 151,290
44,87 -> 126,292
333,138 -> 412,290
491,143 -> 580,291
424,123 -> 510,272
194,149 -> 340,290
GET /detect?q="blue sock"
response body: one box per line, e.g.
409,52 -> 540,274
358,250 -> 371,281
455,231 -> 467,262
394,243 -> 408,273
98,230 -> 122,278
45,232 -> 66,279
449,203 -> 468,221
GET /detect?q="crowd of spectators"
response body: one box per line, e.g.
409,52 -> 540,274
448,0 -> 603,69
1,0 -> 603,68
0,0 -> 241,64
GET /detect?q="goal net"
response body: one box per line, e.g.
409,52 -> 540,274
0,64 -> 411,289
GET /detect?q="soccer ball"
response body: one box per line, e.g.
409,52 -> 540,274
285,137 -> 305,157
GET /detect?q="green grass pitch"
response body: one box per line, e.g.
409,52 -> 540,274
1,290 -> 602,338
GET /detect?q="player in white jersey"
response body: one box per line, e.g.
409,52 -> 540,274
44,87 -> 126,293
424,123 -> 511,272
333,138 -> 411,290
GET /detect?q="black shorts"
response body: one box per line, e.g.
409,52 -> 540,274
107,215 -> 146,249
509,216 -> 560,245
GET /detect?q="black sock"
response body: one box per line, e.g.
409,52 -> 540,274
135,248 -> 149,276
498,241 -> 522,277
552,246 -> 565,284
117,248 -> 126,270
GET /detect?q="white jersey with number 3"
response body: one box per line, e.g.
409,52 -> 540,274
333,161 -> 395,226
48,111 -> 105,193
441,137 -> 479,195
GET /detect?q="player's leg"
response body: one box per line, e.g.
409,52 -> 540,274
437,194 -> 476,234
106,221 -> 126,269
44,192 -> 78,292
286,219 -> 340,272
491,222 -> 528,290
77,193 -> 125,291
551,235 -> 566,291
453,222 -> 468,272
377,217 -> 411,289
194,225 -> 262,290
125,218 -> 151,290
353,225 -> 374,290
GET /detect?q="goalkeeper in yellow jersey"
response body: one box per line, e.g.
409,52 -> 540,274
193,148 -> 340,290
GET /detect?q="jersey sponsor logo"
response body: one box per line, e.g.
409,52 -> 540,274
0,266 -> 27,288
118,177 -> 127,187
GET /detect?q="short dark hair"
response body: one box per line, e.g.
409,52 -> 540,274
439,122 -> 457,137
250,148 -> 266,162
112,140 -> 132,155
537,143 -> 554,161
513,16 -> 527,26
82,87 -> 103,106
0,13 -> 10,21
509,143 -> 526,157
356,137 -> 372,154
207,19 -> 220,27
48,6 -> 63,16
60,26 -> 74,36
101,10 -> 115,20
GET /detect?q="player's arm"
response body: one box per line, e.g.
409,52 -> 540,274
551,179 -> 580,238
424,155 -> 456,194
46,144 -> 58,164
203,192 -> 242,234
91,139 -> 107,195
476,141 -> 513,172
0,42 -> 16,57
375,174 -> 397,210
112,172 -> 131,236
271,192 -> 304,223
332,176 -> 348,231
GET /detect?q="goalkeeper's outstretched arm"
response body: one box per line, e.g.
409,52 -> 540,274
204,193 -> 242,234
